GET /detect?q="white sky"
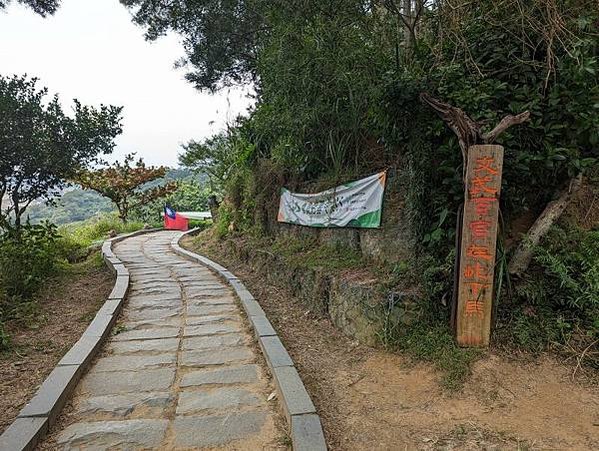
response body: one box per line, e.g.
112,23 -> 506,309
0,0 -> 252,167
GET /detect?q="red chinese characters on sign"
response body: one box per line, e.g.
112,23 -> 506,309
462,155 -> 500,320
472,197 -> 496,216
469,220 -> 491,239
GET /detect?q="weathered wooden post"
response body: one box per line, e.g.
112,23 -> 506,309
456,145 -> 503,346
420,93 -> 529,347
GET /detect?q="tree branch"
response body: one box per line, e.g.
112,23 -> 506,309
420,92 -> 530,178
419,92 -> 480,171
482,111 -> 531,143
508,173 -> 584,276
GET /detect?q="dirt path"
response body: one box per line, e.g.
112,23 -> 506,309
41,231 -> 286,450
0,258 -> 112,435
184,236 -> 599,450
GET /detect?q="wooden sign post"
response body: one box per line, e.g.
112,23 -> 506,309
456,145 -> 504,347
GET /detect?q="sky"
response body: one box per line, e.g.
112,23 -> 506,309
0,0 -> 252,167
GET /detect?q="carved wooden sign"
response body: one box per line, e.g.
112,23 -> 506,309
456,145 -> 504,347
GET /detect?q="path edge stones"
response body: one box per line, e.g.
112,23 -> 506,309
171,229 -> 328,451
0,228 -> 159,451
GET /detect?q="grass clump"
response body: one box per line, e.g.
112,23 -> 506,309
271,234 -> 364,272
395,320 -> 481,391
60,213 -> 144,248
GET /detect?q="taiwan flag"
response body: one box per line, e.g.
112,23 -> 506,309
164,205 -> 189,231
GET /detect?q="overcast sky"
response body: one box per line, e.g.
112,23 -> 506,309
0,0 -> 252,167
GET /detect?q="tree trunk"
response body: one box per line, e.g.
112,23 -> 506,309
508,174 -> 583,276
12,191 -> 21,230
402,0 -> 412,47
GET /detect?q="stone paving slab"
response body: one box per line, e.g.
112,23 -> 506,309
92,353 -> 176,372
183,322 -> 241,337
187,303 -> 236,316
187,296 -> 235,305
108,338 -> 180,354
182,333 -> 246,350
56,419 -> 168,449
126,316 -> 182,329
171,230 -> 327,451
172,412 -> 267,448
185,313 -> 236,325
176,388 -> 261,414
180,364 -> 259,387
112,327 -> 180,341
181,347 -> 254,367
126,306 -> 182,321
76,392 -> 174,418
81,368 -> 176,396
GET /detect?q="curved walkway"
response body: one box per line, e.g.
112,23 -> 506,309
54,231 -> 284,450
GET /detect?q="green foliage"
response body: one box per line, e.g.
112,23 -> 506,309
532,227 -> 599,314
0,222 -> 62,350
139,0 -> 599,375
0,222 -> 61,302
0,74 -> 123,228
0,213 -> 143,350
59,213 -> 144,250
0,0 -> 59,16
214,203 -> 234,239
496,225 -> 599,357
271,234 -> 364,272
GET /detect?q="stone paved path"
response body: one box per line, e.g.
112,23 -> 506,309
55,231 -> 283,450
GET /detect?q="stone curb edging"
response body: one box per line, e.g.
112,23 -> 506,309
0,228 -> 160,451
171,229 -> 328,451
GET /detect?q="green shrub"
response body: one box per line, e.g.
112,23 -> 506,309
0,222 -> 62,302
0,221 -> 64,350
214,203 -> 233,239
496,226 -> 599,362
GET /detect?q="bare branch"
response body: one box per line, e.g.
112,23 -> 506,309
419,92 -> 480,168
508,173 -> 584,276
482,111 -> 531,143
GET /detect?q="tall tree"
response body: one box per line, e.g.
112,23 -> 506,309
0,74 -> 123,229
75,154 -> 177,223
120,0 -> 265,91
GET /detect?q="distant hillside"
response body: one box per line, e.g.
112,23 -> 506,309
27,168 -> 204,225
27,189 -> 115,225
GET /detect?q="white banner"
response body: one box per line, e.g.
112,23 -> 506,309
277,171 -> 387,228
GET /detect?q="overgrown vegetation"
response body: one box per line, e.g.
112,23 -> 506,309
496,225 -> 599,366
0,214 -> 143,350
121,0 -> 599,383
0,72 -> 126,350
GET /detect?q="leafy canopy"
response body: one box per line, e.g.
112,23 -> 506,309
0,0 -> 60,16
75,153 -> 176,223
0,74 -> 123,228
120,0 -> 264,91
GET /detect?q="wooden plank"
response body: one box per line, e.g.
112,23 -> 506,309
456,145 -> 504,347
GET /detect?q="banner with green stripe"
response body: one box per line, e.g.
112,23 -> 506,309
277,171 -> 387,228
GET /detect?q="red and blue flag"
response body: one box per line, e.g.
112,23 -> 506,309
164,205 -> 189,231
